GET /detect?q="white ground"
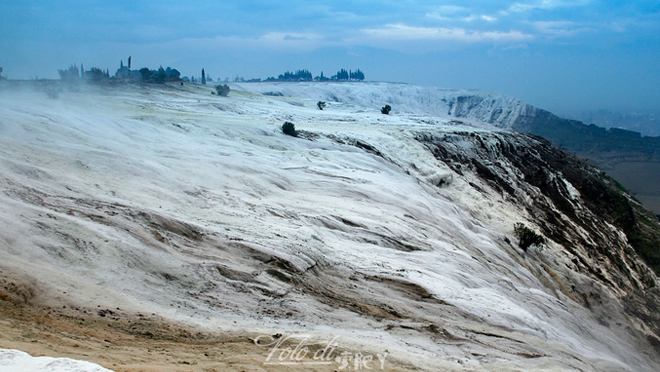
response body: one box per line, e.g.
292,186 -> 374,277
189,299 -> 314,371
0,349 -> 111,372
0,81 -> 656,371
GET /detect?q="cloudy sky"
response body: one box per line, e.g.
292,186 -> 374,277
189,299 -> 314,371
1,0 -> 659,114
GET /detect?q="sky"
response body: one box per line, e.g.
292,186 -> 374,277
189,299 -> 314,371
1,0 -> 659,114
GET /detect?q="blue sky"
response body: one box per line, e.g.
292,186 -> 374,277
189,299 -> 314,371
1,0 -> 659,114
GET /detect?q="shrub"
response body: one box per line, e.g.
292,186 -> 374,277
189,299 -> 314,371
139,67 -> 151,80
87,67 -> 107,81
282,122 -> 297,137
381,104 -> 392,115
215,84 -> 230,97
57,64 -> 81,80
513,223 -> 546,251
317,101 -> 326,110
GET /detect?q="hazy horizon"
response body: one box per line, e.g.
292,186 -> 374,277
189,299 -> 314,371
2,1 -> 659,114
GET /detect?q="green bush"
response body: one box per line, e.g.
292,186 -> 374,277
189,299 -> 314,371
317,101 -> 326,110
381,104 -> 392,115
514,223 -> 546,251
215,84 -> 230,97
282,122 -> 297,137
139,67 -> 151,80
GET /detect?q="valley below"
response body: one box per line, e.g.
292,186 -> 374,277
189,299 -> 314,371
607,162 -> 660,215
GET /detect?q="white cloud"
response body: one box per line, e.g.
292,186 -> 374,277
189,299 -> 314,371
609,23 -> 626,33
533,21 -> 590,37
161,31 -> 327,54
361,24 -> 532,43
509,0 -> 592,13
427,5 -> 471,20
261,32 -> 323,45
427,5 -> 498,23
258,32 -> 327,51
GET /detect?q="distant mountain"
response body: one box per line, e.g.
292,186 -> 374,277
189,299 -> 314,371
511,107 -> 660,168
562,110 -> 660,137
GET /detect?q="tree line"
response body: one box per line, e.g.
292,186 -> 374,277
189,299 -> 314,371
54,57 -> 365,84
264,68 -> 365,82
58,64 -> 111,81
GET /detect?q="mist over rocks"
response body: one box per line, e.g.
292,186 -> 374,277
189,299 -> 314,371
0,80 -> 659,371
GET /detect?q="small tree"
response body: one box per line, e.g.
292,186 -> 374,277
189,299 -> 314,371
201,68 -> 206,85
165,67 -> 180,80
150,66 -> 166,83
282,122 -> 297,137
215,84 -> 230,96
88,67 -> 107,81
381,105 -> 392,115
139,67 -> 151,80
57,64 -> 81,80
317,101 -> 326,110
513,223 -> 546,251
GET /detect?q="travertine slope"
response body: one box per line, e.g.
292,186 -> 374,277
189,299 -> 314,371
0,81 -> 658,371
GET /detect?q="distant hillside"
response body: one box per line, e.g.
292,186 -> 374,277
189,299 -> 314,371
511,108 -> 660,168
562,110 -> 660,137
